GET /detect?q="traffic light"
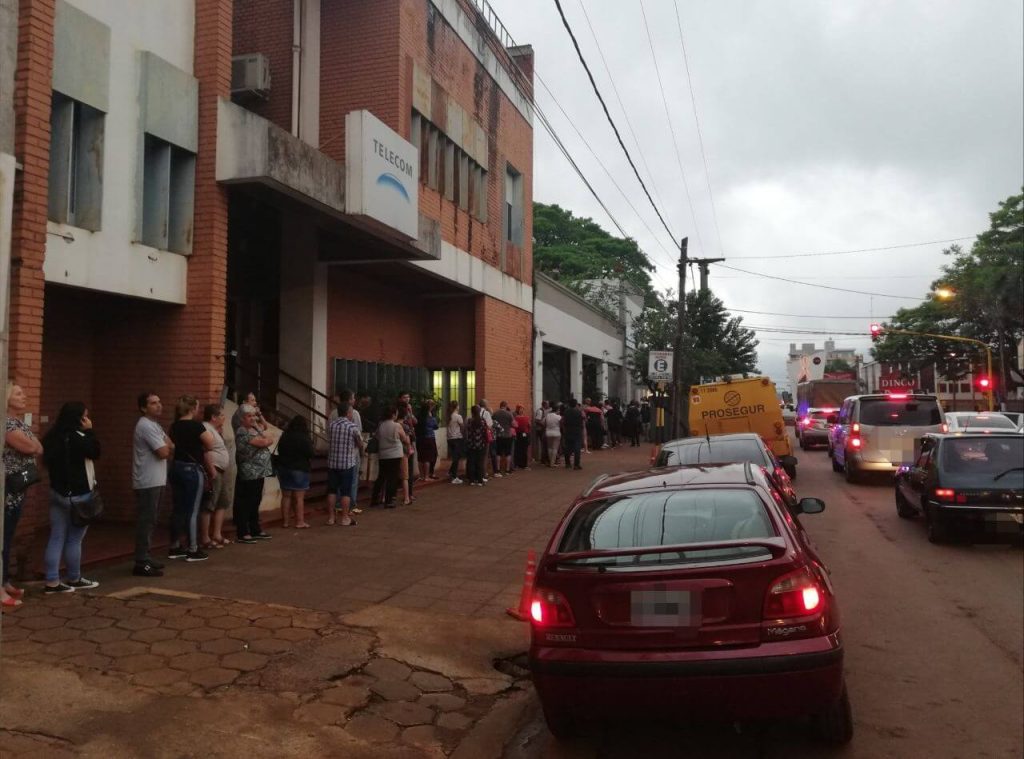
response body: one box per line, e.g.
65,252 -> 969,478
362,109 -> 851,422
870,324 -> 882,342
976,375 -> 991,391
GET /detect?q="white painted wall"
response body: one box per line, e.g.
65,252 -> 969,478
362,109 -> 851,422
411,240 -> 532,313
43,0 -> 195,304
534,297 -> 623,365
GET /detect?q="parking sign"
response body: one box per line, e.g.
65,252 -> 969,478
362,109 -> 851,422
649,351 -> 673,381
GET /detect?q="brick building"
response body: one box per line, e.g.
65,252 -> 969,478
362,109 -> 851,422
4,0 -> 534,552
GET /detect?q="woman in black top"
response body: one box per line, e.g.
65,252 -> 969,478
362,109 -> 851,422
41,402 -> 101,593
277,415 -> 315,528
168,396 -> 215,561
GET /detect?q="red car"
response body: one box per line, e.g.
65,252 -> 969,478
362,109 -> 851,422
529,463 -> 852,744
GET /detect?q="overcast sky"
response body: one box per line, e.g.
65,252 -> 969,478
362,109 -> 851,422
489,0 -> 1024,387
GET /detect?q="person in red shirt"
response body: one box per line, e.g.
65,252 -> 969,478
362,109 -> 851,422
513,405 -> 532,470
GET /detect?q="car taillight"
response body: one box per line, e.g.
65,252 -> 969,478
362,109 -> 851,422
850,437 -> 862,449
762,567 -> 828,641
941,423 -> 948,433
800,418 -> 811,427
934,488 -> 967,504
852,423 -> 860,433
530,588 -> 576,627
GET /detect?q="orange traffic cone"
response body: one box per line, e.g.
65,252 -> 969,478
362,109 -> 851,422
506,549 -> 537,621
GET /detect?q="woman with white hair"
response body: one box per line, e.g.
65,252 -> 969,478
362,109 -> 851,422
233,404 -> 274,543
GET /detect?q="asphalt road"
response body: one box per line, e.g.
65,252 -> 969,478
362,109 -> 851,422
508,434 -> 1024,759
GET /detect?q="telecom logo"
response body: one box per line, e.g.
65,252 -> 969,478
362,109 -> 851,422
376,172 -> 410,202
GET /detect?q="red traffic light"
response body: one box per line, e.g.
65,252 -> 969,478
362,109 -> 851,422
977,376 -> 991,390
869,323 -> 882,335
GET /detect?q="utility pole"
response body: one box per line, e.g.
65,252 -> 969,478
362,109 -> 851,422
690,257 -> 725,292
671,237 -> 688,439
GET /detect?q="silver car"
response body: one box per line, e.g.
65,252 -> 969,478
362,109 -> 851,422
944,412 -> 1018,433
829,394 -> 945,483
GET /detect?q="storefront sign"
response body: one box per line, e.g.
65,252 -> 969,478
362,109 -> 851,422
879,373 -> 915,393
345,110 -> 419,239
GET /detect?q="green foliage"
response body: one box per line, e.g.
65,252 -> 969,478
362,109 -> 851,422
824,358 -> 854,373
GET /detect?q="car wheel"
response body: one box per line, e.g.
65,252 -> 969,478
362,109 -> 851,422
814,682 -> 854,745
895,488 -> 917,519
844,458 -> 860,484
925,504 -> 948,544
542,707 -> 577,741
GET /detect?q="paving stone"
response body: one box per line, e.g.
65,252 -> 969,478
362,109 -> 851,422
131,667 -> 185,689
225,625 -> 275,642
66,615 -> 117,631
0,640 -> 38,657
344,714 -> 400,743
52,639 -> 98,657
200,637 -> 245,655
320,683 -> 371,710
188,605 -> 228,619
290,611 -> 333,629
98,639 -> 149,658
402,724 -> 444,749
364,658 -> 412,681
207,615 -> 247,630
168,652 -> 219,672
110,654 -> 165,674
220,651 -> 269,672
145,604 -> 190,619
51,604 -> 95,619
65,653 -> 113,670
115,616 -> 162,632
83,626 -> 131,644
246,637 -> 291,655
189,667 -> 239,689
8,604 -> 51,618
419,693 -> 467,713
253,615 -> 291,630
180,627 -> 223,642
161,615 -> 205,631
293,702 -> 348,725
274,627 -> 317,642
370,679 -> 422,702
371,700 -> 435,727
151,639 -> 198,658
436,712 -> 475,731
409,671 -> 454,693
29,626 -> 79,644
20,615 -> 66,631
130,627 -> 178,644
459,677 -> 510,696
92,605 -> 137,621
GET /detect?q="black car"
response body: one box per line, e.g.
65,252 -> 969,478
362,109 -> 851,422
655,433 -> 799,508
894,433 -> 1024,543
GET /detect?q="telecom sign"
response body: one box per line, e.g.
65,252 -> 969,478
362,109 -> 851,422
345,109 -> 419,239
649,351 -> 673,381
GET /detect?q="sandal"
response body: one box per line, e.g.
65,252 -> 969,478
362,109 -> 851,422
214,537 -> 232,546
339,519 -> 357,527
4,586 -> 24,599
2,596 -> 23,608
296,522 -> 311,529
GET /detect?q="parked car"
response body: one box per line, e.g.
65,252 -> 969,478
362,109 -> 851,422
829,394 -> 945,483
782,404 -> 797,427
799,407 -> 838,450
894,433 -> 1023,543
529,463 -> 851,744
654,433 -> 799,503
945,412 -> 1018,433
997,411 -> 1023,428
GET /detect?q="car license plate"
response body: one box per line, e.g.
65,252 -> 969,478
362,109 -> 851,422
630,590 -> 695,627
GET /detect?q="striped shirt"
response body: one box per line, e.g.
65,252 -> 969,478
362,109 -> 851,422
328,417 -> 362,470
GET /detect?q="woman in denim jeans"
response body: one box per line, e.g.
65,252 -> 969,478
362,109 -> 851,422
41,402 -> 101,594
168,396 -> 216,562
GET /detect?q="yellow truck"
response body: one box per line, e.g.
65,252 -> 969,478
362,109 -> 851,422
688,376 -> 798,477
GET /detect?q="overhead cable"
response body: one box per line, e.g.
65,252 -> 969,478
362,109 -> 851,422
725,237 -> 973,260
712,262 -> 923,299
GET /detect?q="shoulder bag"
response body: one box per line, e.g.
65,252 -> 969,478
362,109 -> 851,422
5,460 -> 41,494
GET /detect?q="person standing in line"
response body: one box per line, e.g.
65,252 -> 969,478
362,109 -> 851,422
562,398 -> 585,470
640,399 -> 652,440
479,399 -> 497,478
338,389 -> 364,515
416,400 -> 440,480
200,404 -> 233,547
446,400 -> 465,483
232,391 -> 266,434
3,382 -> 44,605
533,400 -> 549,465
543,404 -> 563,468
168,396 -> 216,562
513,404 -> 532,471
398,403 -> 417,503
326,401 -> 363,527
131,392 -> 173,577
41,402 -> 101,593
277,415 -> 315,529
233,404 -> 274,543
492,401 -> 515,476
372,406 -> 406,508
606,400 -> 623,448
464,404 -> 488,486
624,400 -> 641,447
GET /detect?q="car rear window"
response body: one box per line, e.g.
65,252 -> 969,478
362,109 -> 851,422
957,415 -> 1016,430
859,398 -> 942,426
557,489 -> 776,567
940,437 -> 1023,479
659,439 -> 770,468
809,411 -> 831,420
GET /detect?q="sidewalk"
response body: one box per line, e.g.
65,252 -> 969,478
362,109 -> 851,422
1,444 -> 653,758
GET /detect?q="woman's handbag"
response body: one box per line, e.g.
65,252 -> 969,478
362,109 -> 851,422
366,436 -> 380,455
69,489 -> 104,527
5,461 -> 41,494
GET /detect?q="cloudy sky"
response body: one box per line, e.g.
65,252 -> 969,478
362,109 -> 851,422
488,0 -> 1024,386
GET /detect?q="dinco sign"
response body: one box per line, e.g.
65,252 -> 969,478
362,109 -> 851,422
879,373 -> 914,392
345,110 -> 419,239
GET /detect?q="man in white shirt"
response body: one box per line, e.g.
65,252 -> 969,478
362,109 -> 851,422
132,393 -> 173,577
534,401 -> 550,465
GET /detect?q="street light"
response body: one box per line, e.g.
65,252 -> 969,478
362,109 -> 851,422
934,287 -> 955,300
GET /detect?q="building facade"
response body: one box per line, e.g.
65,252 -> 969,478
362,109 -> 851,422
5,0 -> 534,549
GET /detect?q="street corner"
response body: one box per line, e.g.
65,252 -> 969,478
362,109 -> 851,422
0,587 -> 536,758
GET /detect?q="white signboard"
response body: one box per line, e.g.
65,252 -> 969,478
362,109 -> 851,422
649,350 -> 674,381
345,110 -> 419,239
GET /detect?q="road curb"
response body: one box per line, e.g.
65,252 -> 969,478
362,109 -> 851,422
450,688 -> 532,759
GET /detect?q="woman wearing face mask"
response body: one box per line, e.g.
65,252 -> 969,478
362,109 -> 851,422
41,402 -> 102,594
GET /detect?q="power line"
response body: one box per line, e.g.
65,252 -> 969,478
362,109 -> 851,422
726,237 -> 973,260
726,307 -> 896,320
551,0 -> 678,244
673,1 -> 725,257
638,0 -> 704,255
712,262 -> 924,300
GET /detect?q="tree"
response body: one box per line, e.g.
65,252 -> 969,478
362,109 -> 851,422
825,358 -> 854,374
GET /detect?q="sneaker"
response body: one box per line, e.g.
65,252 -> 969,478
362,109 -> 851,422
44,582 -> 75,594
145,559 -> 166,570
236,536 -> 258,544
133,562 -> 164,577
451,477 -> 464,484
253,533 -> 273,540
68,577 -> 100,590
185,550 -> 209,562
471,482 -> 482,487
168,547 -> 189,560
351,507 -> 364,515
493,472 -> 504,478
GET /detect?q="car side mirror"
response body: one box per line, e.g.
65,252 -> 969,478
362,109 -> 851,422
781,456 -> 797,479
827,414 -> 838,425
798,497 -> 825,514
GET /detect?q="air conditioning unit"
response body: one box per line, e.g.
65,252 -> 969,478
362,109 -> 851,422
231,53 -> 271,97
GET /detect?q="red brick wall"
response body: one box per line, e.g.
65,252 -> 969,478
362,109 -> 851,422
232,0 -> 293,131
474,295 -> 532,407
424,296 -> 475,368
